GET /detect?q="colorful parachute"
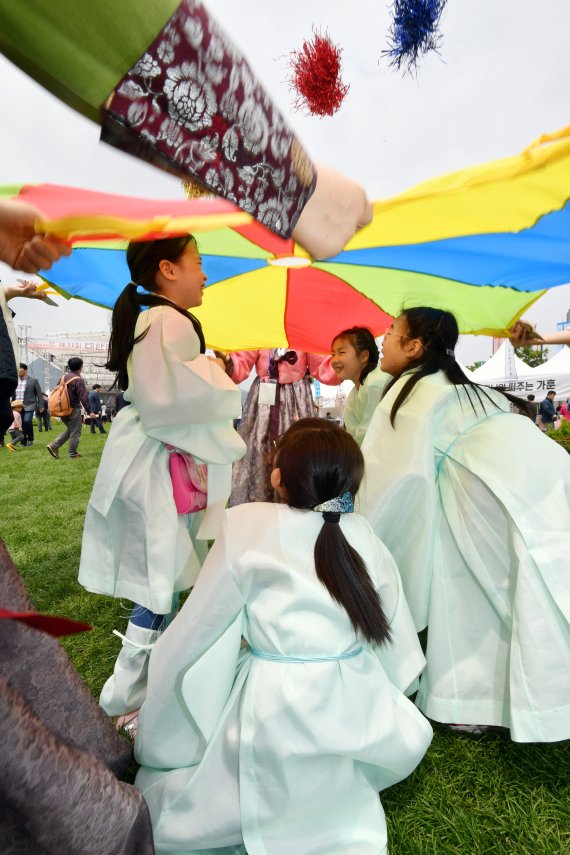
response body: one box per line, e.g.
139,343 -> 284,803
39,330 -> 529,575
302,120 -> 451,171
3,125 -> 570,352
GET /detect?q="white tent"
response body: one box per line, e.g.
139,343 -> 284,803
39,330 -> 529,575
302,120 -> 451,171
471,342 -> 570,400
471,342 -> 530,383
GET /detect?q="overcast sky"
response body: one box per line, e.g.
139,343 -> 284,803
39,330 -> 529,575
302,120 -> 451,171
2,0 -> 570,363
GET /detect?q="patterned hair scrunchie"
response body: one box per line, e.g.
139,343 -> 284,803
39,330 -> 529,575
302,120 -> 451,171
313,490 -> 354,523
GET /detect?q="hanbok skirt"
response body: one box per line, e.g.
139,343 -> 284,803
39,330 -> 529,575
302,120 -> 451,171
136,648 -> 432,855
229,377 -> 317,505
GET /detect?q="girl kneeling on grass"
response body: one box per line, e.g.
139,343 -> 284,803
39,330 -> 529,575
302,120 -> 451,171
135,418 -> 432,855
360,306 -> 570,742
78,235 -> 245,726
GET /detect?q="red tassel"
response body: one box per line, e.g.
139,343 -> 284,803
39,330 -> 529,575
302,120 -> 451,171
0,608 -> 91,637
288,31 -> 349,117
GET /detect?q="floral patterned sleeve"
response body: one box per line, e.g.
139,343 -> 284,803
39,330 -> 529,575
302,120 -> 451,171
101,0 -> 317,238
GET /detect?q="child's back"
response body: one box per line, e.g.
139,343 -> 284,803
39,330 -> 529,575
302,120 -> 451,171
135,419 -> 432,855
135,503 -> 431,855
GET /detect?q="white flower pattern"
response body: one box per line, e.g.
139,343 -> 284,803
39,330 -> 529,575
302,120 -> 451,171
238,99 -> 269,156
164,62 -> 216,132
132,53 -> 161,80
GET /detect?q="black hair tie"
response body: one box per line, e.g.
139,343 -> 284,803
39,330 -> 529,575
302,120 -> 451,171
322,511 -> 341,524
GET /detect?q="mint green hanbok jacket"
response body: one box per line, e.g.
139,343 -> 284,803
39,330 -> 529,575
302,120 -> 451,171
79,305 -> 245,614
343,366 -> 389,446
360,370 -> 570,742
135,503 -> 432,855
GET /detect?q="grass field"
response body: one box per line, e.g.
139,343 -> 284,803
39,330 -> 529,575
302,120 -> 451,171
1,427 -> 569,854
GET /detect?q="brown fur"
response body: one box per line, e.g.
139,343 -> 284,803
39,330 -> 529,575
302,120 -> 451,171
0,540 -> 155,854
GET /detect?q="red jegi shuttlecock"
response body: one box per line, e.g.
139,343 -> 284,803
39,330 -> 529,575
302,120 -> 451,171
288,31 -> 349,117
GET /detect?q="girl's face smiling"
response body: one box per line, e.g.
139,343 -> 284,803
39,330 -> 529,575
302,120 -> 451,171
158,244 -> 207,309
331,336 -> 369,387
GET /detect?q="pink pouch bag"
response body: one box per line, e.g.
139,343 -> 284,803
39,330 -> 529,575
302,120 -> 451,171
165,444 -> 208,514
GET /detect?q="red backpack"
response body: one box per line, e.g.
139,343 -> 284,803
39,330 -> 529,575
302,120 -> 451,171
48,375 -> 75,418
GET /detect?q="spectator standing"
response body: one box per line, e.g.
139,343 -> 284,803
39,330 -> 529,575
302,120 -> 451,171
14,363 -> 43,447
526,394 -> 539,424
539,390 -> 557,431
1,280 -> 55,446
47,358 -> 92,459
36,391 -> 52,432
0,298 -> 17,446
114,391 -> 128,415
6,400 -> 25,450
88,384 -> 107,435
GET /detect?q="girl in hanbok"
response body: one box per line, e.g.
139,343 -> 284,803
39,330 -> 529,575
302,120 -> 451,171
135,419 -> 432,855
331,327 -> 388,445
216,348 -> 338,504
78,235 -> 245,724
360,306 -> 570,742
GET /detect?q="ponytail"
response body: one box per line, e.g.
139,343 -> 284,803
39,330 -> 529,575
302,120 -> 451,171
106,235 -> 205,390
275,419 -> 392,646
106,283 -> 142,391
314,513 -> 392,645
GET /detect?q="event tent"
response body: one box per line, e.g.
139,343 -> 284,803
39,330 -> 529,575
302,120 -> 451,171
472,342 -> 570,399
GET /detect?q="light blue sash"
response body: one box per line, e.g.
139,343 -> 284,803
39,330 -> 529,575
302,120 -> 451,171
250,646 -> 363,664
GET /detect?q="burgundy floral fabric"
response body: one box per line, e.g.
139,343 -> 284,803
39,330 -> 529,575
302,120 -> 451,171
101,0 -> 316,238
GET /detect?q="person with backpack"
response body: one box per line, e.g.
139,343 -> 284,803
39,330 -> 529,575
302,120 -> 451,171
47,357 -> 92,459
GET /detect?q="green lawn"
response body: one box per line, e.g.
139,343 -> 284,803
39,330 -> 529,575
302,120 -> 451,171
1,429 -> 569,854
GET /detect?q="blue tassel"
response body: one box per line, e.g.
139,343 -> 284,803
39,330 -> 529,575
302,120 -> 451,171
383,0 -> 447,74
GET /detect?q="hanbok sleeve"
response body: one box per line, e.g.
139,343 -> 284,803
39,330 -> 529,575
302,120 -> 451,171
365,525 -> 426,695
342,386 -> 360,440
228,350 -> 261,384
355,368 -> 389,445
359,378 -> 440,630
307,353 -> 340,385
128,307 -> 245,538
135,514 -> 245,770
130,307 -> 243,450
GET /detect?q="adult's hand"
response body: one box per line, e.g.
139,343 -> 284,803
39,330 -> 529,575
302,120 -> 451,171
292,164 -> 373,260
507,321 -> 570,347
0,200 -> 71,273
4,279 -> 47,301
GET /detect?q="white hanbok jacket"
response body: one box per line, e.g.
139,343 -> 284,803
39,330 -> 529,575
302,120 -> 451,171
343,366 -> 389,446
78,306 -> 245,614
360,370 -> 570,742
135,503 -> 432,855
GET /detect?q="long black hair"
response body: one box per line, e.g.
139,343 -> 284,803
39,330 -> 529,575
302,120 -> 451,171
275,418 -> 392,645
382,307 -> 531,426
333,327 -> 380,385
106,235 -> 205,390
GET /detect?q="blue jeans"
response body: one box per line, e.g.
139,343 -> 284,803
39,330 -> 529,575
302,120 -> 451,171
22,409 -> 35,444
129,593 -> 180,630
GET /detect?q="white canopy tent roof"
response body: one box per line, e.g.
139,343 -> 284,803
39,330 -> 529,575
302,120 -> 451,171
471,342 -> 570,400
471,342 -> 530,383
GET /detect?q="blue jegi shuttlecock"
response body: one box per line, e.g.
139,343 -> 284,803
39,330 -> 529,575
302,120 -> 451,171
383,0 -> 448,73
